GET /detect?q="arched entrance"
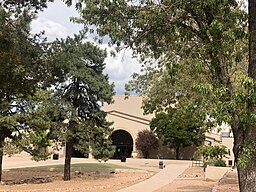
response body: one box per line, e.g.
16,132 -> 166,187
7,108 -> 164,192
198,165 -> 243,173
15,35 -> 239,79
111,130 -> 133,159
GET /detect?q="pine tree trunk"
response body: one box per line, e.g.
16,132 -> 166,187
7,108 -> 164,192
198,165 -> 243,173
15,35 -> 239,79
63,139 -> 73,181
0,154 -> 2,182
0,134 -> 4,182
0,147 -> 3,182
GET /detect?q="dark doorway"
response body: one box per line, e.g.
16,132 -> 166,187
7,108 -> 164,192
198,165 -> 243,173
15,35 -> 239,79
111,130 -> 133,159
71,143 -> 89,158
71,149 -> 88,158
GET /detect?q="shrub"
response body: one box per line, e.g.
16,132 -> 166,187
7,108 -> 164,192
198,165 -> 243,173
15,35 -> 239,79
196,144 -> 228,161
213,159 -> 226,167
135,129 -> 159,158
206,158 -> 226,167
196,144 -> 228,167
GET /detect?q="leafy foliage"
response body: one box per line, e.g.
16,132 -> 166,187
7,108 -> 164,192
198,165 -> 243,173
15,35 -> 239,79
208,159 -> 227,167
0,0 -> 69,181
69,0 -> 248,129
0,0 -> 116,183
67,0 -> 256,190
197,144 -> 229,167
237,141 -> 256,168
0,2 -> 52,168
197,145 -> 229,161
135,129 -> 159,158
1,0 -> 54,13
150,101 -> 205,160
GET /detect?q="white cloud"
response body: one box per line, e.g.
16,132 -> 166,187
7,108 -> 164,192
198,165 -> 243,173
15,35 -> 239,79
104,48 -> 141,81
31,0 -> 141,94
31,0 -> 81,41
103,48 -> 141,94
31,18 -> 68,41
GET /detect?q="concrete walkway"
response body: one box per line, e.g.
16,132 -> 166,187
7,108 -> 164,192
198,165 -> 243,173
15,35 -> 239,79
3,153 -> 191,192
116,160 -> 190,192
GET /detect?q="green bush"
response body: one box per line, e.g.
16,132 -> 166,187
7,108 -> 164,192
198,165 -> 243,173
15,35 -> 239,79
213,159 -> 226,167
135,129 -> 159,158
196,144 -> 228,161
205,158 -> 226,167
196,144 -> 228,167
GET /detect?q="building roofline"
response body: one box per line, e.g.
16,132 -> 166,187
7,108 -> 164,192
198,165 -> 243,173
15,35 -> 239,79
107,110 -> 150,125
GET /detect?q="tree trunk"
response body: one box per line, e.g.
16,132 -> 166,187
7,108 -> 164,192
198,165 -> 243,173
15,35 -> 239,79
0,142 -> 3,182
233,125 -> 256,192
63,139 -> 73,181
248,0 -> 256,79
236,1 -> 256,191
142,150 -> 149,158
238,156 -> 256,192
174,146 -> 180,160
0,153 -> 2,182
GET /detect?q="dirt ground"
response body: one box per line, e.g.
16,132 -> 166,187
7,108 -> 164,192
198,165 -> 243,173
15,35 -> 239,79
155,167 -> 215,192
155,167 -> 239,192
0,168 -> 153,192
0,166 -> 239,192
213,169 -> 239,192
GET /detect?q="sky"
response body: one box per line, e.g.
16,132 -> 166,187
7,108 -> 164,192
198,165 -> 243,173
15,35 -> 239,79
31,0 -> 141,95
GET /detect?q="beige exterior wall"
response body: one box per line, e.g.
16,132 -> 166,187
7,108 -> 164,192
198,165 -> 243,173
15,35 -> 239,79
203,133 -> 234,166
103,95 -> 235,161
104,115 -> 147,150
103,96 -> 198,159
205,132 -> 222,144
103,96 -> 153,157
148,145 -> 197,160
14,95 -> 235,161
103,96 -> 153,119
221,137 -> 235,166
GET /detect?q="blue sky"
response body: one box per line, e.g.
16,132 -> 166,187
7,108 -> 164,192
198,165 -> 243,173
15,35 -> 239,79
31,0 -> 141,95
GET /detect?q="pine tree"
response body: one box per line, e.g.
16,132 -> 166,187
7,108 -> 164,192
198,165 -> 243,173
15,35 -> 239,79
48,34 -> 115,181
0,5 -> 50,181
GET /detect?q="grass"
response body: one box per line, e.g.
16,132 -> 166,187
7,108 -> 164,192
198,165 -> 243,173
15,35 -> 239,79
16,163 -> 133,170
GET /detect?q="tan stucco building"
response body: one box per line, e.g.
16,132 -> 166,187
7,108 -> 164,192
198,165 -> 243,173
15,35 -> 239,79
103,95 -> 153,158
103,95 -> 235,164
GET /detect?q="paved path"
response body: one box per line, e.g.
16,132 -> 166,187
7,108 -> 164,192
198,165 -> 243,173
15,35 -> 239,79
3,153 -> 191,192
116,160 -> 190,192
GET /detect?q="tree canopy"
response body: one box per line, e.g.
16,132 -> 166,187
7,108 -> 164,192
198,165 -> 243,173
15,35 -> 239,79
135,129 -> 159,158
0,0 -> 117,184
67,0 -> 256,191
150,98 -> 205,160
0,2 -> 52,181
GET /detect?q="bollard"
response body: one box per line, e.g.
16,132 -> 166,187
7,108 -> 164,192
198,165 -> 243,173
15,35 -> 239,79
159,161 -> 165,169
53,153 -> 59,160
121,156 -> 126,162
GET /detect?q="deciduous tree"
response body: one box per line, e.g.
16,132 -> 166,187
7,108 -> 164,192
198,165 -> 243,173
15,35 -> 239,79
135,129 -> 159,158
150,99 -> 205,160
66,1 -> 256,190
197,144 -> 229,167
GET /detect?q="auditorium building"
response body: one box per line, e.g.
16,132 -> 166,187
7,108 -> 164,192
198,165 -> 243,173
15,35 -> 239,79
103,95 -> 234,165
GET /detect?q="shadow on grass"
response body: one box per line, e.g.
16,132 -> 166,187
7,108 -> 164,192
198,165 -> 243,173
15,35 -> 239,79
2,163 -> 135,185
